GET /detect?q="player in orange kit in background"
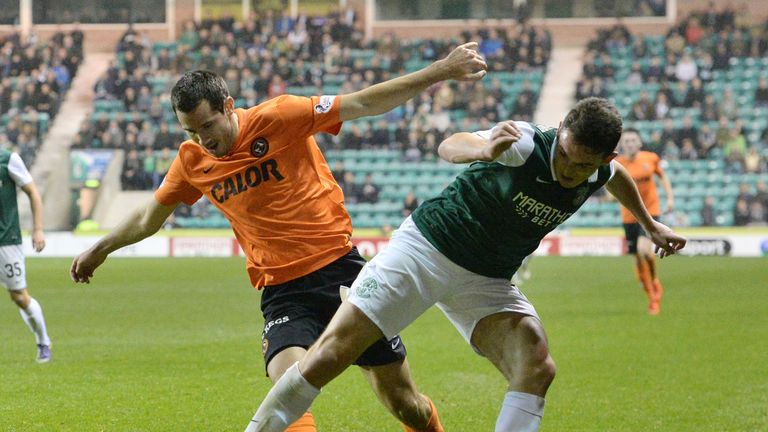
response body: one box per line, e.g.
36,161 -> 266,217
616,128 -> 675,315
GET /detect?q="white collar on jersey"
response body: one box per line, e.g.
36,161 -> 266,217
548,135 -> 558,181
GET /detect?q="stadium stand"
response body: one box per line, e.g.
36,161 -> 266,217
0,28 -> 84,167
572,9 -> 768,227
76,13 -> 551,229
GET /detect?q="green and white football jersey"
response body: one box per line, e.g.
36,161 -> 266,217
412,122 -> 615,279
0,149 -> 33,246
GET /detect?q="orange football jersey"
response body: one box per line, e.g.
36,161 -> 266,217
616,150 -> 664,223
155,94 -> 351,288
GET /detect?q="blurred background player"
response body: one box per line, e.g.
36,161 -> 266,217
0,148 -> 50,362
616,128 -> 675,314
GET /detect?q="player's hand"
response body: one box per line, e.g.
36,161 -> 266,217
648,220 -> 686,259
32,228 -> 45,252
70,248 -> 107,284
666,197 -> 675,213
481,121 -> 523,161
437,42 -> 488,82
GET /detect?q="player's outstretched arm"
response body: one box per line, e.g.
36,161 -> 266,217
439,121 -> 522,164
70,198 -> 178,283
339,42 -> 487,121
657,169 -> 675,212
20,181 -> 45,252
606,163 -> 686,258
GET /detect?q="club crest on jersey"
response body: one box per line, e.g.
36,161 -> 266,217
573,186 -> 590,206
355,277 -> 379,299
251,137 -> 269,158
314,95 -> 335,114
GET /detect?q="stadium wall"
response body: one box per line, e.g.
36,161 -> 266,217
3,0 -> 767,52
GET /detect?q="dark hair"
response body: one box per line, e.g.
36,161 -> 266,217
563,97 -> 623,156
171,70 -> 229,114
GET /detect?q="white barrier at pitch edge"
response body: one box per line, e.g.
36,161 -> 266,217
20,232 -> 768,258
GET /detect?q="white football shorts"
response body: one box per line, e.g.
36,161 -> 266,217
347,216 -> 538,350
0,244 -> 26,291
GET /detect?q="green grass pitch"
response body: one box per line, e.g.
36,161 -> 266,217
1,256 -> 766,431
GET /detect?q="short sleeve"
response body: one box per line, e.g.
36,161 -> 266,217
7,153 -> 33,186
474,121 -> 536,167
275,94 -> 342,138
154,155 -> 202,206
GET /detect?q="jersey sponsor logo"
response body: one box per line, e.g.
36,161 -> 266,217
250,137 -> 269,158
355,277 -> 379,299
263,315 -> 290,335
314,95 -> 335,114
513,191 -> 573,228
210,159 -> 285,203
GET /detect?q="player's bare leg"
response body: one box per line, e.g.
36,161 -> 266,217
360,360 -> 442,431
472,312 -> 556,432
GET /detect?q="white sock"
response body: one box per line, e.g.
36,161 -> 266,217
495,391 -> 545,432
244,362 -> 320,432
19,297 -> 51,346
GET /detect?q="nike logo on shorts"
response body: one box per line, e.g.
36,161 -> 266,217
390,337 -> 400,350
535,176 -> 552,183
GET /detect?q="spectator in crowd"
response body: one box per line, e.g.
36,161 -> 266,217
720,88 -> 737,120
341,172 -> 361,204
359,173 -> 380,204
683,78 -> 706,108
697,123 -> 717,158
120,149 -> 145,190
748,201 -> 766,225
755,77 -> 768,108
733,198 -> 751,226
153,147 -> 173,189
736,183 -> 753,203
653,92 -> 670,120
674,53 -> 698,82
700,196 -> 717,226
401,191 -> 419,218
700,93 -> 720,121
744,146 -> 763,173
679,138 -> 699,160
724,122 -> 747,167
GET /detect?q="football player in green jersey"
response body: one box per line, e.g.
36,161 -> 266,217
247,98 -> 687,432
0,149 -> 50,363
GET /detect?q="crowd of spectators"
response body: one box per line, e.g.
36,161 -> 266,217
578,4 -> 768,175
0,27 -> 83,165
73,11 -> 550,196
731,181 -> 768,226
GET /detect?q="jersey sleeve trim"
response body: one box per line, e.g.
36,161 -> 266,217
473,121 -> 535,167
7,152 -> 33,186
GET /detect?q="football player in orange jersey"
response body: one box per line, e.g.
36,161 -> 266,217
616,128 -> 675,315
71,42 -> 487,432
